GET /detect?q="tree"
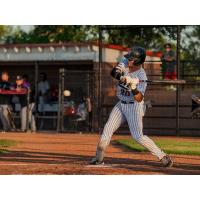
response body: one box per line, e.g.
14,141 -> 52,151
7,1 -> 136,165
0,25 -> 12,43
181,25 -> 200,61
102,25 -> 177,50
5,25 -> 99,44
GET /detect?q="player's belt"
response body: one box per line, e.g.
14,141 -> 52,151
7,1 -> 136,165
120,101 -> 134,104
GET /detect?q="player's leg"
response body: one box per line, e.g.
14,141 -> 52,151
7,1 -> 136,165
21,106 -> 27,131
29,103 -> 36,132
125,104 -> 173,167
91,102 -> 126,164
0,105 -> 8,131
1,105 -> 12,131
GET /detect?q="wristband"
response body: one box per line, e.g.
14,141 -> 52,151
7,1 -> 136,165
131,88 -> 140,95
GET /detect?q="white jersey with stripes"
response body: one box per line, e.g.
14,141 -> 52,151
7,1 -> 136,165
116,67 -> 148,102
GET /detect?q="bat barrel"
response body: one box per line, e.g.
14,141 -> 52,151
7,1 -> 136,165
143,80 -> 186,85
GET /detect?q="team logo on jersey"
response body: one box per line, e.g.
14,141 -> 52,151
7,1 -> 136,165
118,82 -> 131,91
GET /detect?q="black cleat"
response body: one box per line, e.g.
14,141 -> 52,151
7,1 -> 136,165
161,155 -> 173,168
89,158 -> 104,165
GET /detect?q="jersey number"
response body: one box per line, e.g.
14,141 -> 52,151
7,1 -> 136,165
121,89 -> 130,96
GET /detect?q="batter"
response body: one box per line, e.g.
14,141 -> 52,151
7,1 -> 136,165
90,46 -> 173,168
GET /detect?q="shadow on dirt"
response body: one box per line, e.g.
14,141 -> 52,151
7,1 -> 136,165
0,149 -> 199,175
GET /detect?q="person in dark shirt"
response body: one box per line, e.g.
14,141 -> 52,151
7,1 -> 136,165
161,43 -> 176,80
0,71 -> 12,131
161,43 -> 177,91
15,75 -> 36,132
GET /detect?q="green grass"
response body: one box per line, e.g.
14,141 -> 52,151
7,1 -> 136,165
115,138 -> 200,156
0,139 -> 18,154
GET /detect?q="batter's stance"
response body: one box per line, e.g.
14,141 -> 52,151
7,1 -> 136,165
90,46 -> 173,167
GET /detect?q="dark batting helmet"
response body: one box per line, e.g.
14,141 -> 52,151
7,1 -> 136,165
124,46 -> 146,66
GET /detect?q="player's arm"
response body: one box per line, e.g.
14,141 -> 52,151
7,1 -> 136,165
129,83 -> 144,102
110,67 -> 123,81
110,63 -> 126,81
111,57 -> 128,81
132,89 -> 143,102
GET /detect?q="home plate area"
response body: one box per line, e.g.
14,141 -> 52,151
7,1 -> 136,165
0,133 -> 200,175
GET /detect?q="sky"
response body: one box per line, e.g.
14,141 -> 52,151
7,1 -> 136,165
14,25 -> 34,32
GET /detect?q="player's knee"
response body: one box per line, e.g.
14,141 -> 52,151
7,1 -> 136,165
133,134 -> 144,143
104,120 -> 115,132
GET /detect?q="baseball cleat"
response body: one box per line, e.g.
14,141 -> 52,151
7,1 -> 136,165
89,158 -> 104,165
161,155 -> 173,168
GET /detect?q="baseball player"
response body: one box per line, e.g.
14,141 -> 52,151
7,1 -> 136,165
90,46 -> 173,168
15,75 -> 36,132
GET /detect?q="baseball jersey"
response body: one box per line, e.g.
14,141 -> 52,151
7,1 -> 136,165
0,81 -> 12,104
116,58 -> 148,102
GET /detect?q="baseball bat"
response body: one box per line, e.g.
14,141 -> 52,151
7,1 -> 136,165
140,79 -> 186,84
119,79 -> 186,90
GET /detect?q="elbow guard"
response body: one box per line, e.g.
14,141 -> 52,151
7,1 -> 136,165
110,67 -> 124,81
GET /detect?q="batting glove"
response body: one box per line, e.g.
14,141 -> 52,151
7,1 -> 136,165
120,76 -> 139,85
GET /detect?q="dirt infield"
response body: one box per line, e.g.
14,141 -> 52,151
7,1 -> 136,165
0,133 -> 199,175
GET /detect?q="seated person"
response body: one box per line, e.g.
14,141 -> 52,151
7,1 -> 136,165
38,72 -> 50,112
76,100 -> 87,121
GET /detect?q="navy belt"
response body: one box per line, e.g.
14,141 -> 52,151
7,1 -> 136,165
120,101 -> 134,104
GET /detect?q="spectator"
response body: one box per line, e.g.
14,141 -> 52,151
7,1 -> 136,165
161,43 -> 176,80
22,74 -> 31,88
76,98 -> 87,121
0,71 -> 12,132
49,84 -> 58,102
15,75 -> 36,132
83,95 -> 92,131
38,72 -> 50,111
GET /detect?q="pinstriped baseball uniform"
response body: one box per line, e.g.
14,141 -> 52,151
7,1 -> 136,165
96,59 -> 166,161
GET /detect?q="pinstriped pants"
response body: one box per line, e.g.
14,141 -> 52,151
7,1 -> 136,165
0,105 -> 12,131
96,101 -> 166,161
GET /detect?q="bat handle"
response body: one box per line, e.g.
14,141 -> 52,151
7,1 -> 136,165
139,80 -> 148,83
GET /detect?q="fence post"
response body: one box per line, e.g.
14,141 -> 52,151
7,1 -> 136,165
60,68 -> 65,132
98,26 -> 103,134
176,25 -> 181,136
57,68 -> 62,132
34,61 -> 39,129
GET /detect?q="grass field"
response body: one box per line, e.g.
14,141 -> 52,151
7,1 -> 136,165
0,139 -> 17,154
115,138 -> 200,156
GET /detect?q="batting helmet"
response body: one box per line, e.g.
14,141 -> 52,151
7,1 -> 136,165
124,46 -> 146,66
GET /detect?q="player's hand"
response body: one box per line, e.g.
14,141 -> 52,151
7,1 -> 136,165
129,82 -> 137,90
130,77 -> 139,85
120,76 -> 139,85
120,76 -> 132,84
